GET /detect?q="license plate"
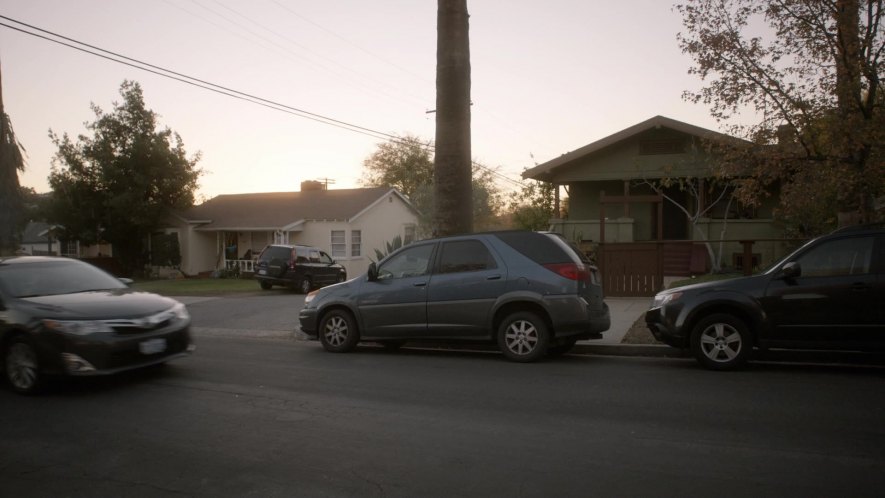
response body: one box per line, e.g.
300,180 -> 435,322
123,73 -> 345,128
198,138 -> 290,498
139,338 -> 167,355
258,269 -> 266,275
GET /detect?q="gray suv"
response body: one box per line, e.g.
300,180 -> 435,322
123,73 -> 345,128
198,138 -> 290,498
298,231 -> 610,362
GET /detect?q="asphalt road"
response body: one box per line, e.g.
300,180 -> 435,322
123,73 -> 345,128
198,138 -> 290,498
1,293 -> 884,497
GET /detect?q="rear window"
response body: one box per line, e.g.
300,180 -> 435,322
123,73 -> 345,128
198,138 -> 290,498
493,232 -> 572,265
259,246 -> 293,262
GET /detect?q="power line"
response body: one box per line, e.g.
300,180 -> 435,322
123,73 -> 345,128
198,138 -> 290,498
0,14 -> 526,189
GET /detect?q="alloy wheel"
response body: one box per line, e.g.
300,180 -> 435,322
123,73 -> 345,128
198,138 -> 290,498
504,319 -> 540,356
699,322 -> 742,363
6,342 -> 39,392
323,316 -> 349,347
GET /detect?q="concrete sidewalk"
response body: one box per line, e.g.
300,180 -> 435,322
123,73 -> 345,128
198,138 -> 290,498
576,296 -> 683,357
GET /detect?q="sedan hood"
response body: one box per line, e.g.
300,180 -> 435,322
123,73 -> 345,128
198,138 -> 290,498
20,290 -> 180,320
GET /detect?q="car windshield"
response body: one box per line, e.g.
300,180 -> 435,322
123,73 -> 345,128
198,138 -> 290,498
0,260 -> 127,298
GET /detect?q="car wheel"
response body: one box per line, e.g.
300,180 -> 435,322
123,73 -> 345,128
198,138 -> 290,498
318,309 -> 359,353
298,277 -> 312,294
497,312 -> 549,362
337,274 -> 346,284
5,336 -> 42,394
547,338 -> 577,357
691,313 -> 751,371
259,280 -> 272,290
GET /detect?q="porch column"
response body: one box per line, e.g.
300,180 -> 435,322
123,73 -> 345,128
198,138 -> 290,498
554,185 -> 560,219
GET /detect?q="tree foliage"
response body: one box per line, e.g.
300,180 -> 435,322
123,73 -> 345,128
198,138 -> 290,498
360,134 -> 502,235
46,81 -> 201,274
0,109 -> 26,255
361,134 -> 433,199
508,174 -> 555,231
677,0 -> 885,235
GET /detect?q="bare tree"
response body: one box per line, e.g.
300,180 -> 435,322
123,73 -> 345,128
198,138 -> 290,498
433,0 -> 473,236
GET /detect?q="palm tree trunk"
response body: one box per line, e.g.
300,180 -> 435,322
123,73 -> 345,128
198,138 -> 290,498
433,0 -> 473,236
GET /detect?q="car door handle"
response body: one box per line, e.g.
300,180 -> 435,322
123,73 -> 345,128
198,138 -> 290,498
486,275 -> 502,280
851,283 -> 870,292
413,282 -> 427,287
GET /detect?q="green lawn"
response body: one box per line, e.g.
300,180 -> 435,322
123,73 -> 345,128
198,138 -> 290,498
131,277 -> 263,296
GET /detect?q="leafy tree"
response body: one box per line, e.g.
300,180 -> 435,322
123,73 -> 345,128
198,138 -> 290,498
433,0 -> 473,236
0,79 -> 26,255
677,0 -> 885,234
361,134 -> 433,199
360,135 -> 502,235
47,81 -> 202,275
508,174 -> 555,231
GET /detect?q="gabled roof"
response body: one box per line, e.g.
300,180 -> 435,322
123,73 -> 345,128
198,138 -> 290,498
522,115 -> 737,181
175,187 -> 415,231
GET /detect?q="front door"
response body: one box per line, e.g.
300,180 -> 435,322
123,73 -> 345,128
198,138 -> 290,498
357,243 -> 436,338
763,234 -> 879,345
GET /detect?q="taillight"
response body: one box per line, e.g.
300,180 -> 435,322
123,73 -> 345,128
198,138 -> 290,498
543,263 -> 591,281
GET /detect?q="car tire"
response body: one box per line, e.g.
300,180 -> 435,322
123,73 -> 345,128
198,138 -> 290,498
318,309 -> 359,353
497,312 -> 549,362
337,274 -> 346,284
547,338 -> 577,357
298,277 -> 312,294
690,313 -> 751,371
259,280 -> 272,290
5,336 -> 42,394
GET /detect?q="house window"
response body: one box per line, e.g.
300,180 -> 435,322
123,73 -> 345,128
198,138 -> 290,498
351,230 -> 362,257
404,224 -> 416,245
63,240 -> 78,257
331,230 -> 346,258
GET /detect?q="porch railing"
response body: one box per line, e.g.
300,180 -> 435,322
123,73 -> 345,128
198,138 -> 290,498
225,259 -> 255,273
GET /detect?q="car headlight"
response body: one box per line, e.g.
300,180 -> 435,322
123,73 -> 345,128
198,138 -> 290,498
651,291 -> 682,309
171,302 -> 190,321
304,290 -> 319,306
43,319 -> 114,335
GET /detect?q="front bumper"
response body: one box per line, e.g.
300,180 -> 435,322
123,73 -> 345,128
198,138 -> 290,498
644,307 -> 688,348
39,324 -> 195,376
298,307 -> 319,338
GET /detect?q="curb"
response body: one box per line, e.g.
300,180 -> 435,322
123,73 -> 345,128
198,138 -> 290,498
572,343 -> 687,358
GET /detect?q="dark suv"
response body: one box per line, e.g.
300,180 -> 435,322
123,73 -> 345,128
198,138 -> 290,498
254,244 -> 346,293
298,231 -> 611,362
646,225 -> 885,370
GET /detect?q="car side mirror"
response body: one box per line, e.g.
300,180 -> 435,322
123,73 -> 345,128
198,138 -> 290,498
780,261 -> 801,279
367,262 -> 378,282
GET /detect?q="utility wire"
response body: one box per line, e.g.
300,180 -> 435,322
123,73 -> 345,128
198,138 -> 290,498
0,14 -> 525,188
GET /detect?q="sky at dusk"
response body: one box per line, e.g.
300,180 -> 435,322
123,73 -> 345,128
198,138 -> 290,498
1,0 -> 724,202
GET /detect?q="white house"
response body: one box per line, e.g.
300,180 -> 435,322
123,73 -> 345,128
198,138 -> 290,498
164,184 -> 420,278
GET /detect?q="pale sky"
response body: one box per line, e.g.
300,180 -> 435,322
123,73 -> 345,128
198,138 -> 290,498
1,0 -> 720,202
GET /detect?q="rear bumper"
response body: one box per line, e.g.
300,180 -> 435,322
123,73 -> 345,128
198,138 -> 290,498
547,297 -> 610,340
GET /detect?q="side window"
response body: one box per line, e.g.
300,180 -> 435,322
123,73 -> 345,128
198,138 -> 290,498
295,248 -> 309,263
308,250 -> 321,263
438,240 -> 496,274
378,244 -> 435,280
319,251 -> 333,264
796,236 -> 874,277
